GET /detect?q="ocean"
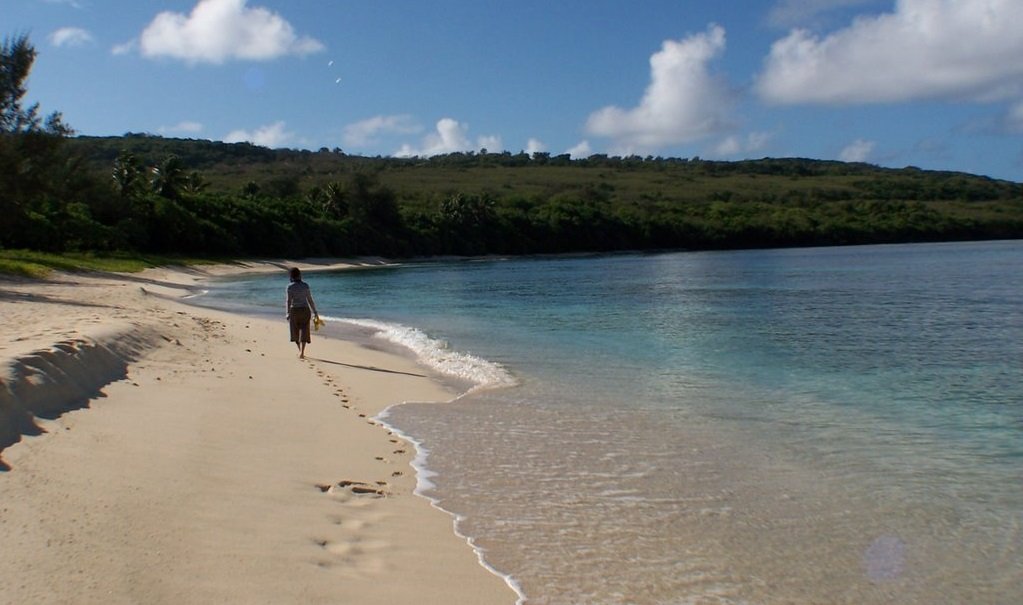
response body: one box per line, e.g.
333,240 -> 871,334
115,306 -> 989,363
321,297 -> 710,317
198,240 -> 1023,604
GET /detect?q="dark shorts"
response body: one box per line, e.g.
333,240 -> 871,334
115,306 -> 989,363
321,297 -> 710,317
289,307 -> 312,343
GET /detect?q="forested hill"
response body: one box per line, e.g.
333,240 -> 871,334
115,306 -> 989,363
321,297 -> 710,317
6,132 -> 1022,259
67,133 -> 1019,205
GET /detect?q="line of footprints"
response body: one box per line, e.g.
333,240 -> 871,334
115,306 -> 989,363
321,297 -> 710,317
306,363 -> 409,572
311,363 -> 408,499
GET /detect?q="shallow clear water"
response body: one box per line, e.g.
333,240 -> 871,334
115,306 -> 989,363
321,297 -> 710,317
202,241 -> 1023,604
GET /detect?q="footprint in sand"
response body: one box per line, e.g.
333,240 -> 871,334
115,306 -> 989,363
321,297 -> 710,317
316,480 -> 387,498
312,537 -> 388,576
326,515 -> 367,531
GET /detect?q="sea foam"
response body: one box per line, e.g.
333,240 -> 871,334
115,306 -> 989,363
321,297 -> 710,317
327,317 -> 517,392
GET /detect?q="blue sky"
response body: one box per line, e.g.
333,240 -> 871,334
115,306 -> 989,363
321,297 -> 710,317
9,0 -> 1023,180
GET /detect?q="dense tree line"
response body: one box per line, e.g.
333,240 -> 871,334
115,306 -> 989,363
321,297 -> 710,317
3,34 -> 1022,260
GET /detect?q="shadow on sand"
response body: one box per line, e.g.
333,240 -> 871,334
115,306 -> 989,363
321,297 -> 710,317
305,357 -> 426,378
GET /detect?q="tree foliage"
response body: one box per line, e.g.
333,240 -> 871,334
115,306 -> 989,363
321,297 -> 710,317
1,34 -> 77,248
1,34 -> 70,136
2,32 -> 1022,260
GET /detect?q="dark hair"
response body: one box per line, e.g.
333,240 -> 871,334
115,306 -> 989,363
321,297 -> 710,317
289,267 -> 302,282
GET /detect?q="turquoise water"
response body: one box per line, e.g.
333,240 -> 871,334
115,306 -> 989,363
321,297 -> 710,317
201,241 -> 1023,604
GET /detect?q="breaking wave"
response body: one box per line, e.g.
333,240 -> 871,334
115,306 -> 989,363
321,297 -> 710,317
329,317 -> 518,392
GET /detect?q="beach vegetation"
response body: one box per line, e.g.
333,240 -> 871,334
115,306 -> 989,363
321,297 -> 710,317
0,249 -> 217,277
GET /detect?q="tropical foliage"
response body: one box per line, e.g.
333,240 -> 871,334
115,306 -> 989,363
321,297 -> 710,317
2,33 -> 1022,261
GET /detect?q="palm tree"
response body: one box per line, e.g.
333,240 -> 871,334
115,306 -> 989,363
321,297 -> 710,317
112,151 -> 144,198
322,181 -> 347,219
150,155 -> 185,199
182,171 -> 208,195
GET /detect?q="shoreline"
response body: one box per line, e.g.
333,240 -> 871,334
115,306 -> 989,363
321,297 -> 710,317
373,410 -> 527,603
0,261 -> 519,604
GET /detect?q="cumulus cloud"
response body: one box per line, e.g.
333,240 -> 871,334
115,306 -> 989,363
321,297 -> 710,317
394,118 -> 498,157
343,114 -> 421,147
566,140 -> 592,158
49,27 -> 93,48
586,25 -> 735,153
478,135 -> 502,152
838,138 -> 875,162
525,138 -> 546,154
160,121 -> 204,135
224,121 -> 292,147
139,0 -> 324,64
757,0 -> 1023,105
712,131 -> 772,158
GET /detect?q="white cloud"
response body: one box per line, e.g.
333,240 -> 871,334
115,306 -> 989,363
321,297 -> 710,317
838,138 -> 875,162
394,118 -> 499,157
160,121 -> 204,135
343,114 -> 421,147
566,140 -> 592,158
111,40 -> 135,55
525,138 -> 546,154
395,118 -> 469,157
757,0 -> 1023,105
713,136 -> 744,157
586,25 -> 735,153
712,131 -> 772,158
224,121 -> 292,147
478,135 -> 502,152
139,0 -> 324,64
49,27 -> 93,48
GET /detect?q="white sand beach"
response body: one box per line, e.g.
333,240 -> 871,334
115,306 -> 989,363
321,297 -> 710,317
0,261 -> 517,604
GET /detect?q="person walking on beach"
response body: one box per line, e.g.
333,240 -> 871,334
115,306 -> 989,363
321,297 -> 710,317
286,267 -> 320,359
